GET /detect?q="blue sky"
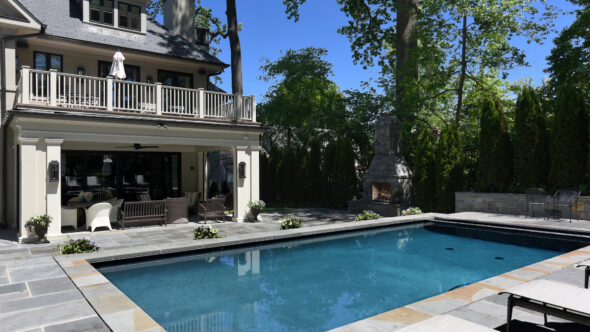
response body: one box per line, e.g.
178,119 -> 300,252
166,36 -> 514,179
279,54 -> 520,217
172,1 -> 580,99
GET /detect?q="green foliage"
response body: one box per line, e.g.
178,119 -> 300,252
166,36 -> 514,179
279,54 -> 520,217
193,226 -> 223,240
413,127 -> 437,212
401,207 -> 423,216
355,210 -> 380,221
59,238 -> 100,255
280,216 -> 302,229
259,48 -> 347,147
477,95 -> 513,192
513,87 -> 548,189
548,86 -> 588,190
331,139 -> 357,209
25,214 -> 52,229
546,0 -> 590,98
307,138 -> 322,204
247,200 -> 266,209
436,126 -> 464,213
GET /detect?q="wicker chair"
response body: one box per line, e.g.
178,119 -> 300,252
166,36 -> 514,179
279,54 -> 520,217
198,197 -> 226,223
166,197 -> 189,224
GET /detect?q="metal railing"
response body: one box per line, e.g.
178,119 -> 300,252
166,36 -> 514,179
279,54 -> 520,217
17,67 -> 256,122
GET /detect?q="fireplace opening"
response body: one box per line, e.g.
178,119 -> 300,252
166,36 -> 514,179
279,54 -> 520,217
372,182 -> 391,202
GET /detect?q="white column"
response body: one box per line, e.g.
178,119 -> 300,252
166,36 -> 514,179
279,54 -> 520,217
250,148 -> 260,202
21,66 -> 30,105
45,139 -> 63,236
49,70 -> 58,106
233,146 -> 252,222
198,89 -> 205,118
106,77 -> 113,111
155,82 -> 162,115
18,138 -> 41,240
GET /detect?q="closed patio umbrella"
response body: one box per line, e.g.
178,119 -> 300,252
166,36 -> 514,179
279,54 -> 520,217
108,51 -> 126,80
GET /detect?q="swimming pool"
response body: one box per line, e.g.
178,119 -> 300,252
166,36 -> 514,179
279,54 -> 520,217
98,223 -> 565,331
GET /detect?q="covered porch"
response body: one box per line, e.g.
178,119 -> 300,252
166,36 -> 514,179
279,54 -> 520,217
6,115 -> 261,242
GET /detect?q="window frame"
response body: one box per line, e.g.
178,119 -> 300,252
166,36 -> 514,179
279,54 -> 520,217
89,0 -> 114,26
157,69 -> 194,89
118,1 -> 141,31
33,51 -> 63,72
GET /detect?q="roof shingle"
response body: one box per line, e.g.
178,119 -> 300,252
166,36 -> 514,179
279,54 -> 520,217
17,0 -> 226,66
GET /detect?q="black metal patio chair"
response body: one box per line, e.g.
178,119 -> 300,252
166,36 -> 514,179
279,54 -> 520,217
525,188 -> 548,219
550,188 -> 581,222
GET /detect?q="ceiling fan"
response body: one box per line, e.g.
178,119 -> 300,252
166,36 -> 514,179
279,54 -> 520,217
115,143 -> 159,150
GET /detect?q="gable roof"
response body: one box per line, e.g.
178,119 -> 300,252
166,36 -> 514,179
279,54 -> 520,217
17,0 -> 227,67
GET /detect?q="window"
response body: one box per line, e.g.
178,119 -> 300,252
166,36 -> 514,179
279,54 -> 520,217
118,2 -> 141,30
90,0 -> 114,25
33,52 -> 63,71
158,70 -> 193,89
98,61 -> 140,81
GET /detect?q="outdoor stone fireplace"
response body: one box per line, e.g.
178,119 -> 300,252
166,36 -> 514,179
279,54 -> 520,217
349,115 -> 413,217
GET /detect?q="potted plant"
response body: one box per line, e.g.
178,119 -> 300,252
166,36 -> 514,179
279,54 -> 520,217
25,214 -> 52,243
247,200 -> 266,222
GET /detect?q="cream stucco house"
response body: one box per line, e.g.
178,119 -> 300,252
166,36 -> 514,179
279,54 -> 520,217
0,0 -> 262,241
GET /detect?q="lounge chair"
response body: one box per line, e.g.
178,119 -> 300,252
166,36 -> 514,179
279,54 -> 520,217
85,202 -> 113,232
501,279 -> 590,332
577,259 -> 590,288
107,198 -> 124,224
396,315 -> 495,332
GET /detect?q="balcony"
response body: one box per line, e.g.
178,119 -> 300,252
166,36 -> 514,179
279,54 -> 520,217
15,66 -> 256,122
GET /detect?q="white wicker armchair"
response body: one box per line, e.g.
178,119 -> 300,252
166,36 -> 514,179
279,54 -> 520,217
85,202 -> 112,232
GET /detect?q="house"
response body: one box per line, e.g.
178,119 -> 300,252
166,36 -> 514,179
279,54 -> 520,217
0,0 -> 262,241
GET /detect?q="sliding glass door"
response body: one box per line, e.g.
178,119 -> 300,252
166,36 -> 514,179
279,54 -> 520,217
61,150 -> 181,205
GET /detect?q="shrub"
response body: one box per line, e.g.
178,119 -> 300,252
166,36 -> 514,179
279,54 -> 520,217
332,138 -> 357,209
436,126 -> 464,213
413,127 -> 437,212
280,215 -> 302,229
59,238 -> 100,255
548,86 -> 588,190
193,225 -> 223,240
25,214 -> 52,230
401,207 -> 423,216
355,210 -> 380,221
513,87 -> 548,189
247,200 -> 266,209
477,96 -> 513,192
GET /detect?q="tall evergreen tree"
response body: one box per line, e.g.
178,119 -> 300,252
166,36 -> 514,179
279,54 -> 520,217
332,139 -> 357,209
477,96 -> 513,192
414,127 -> 437,212
548,86 -> 588,190
321,141 -> 337,207
307,138 -> 322,206
436,126 -> 464,212
513,87 -> 548,189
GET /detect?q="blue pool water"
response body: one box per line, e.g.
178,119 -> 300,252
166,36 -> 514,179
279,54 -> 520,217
98,224 -> 563,331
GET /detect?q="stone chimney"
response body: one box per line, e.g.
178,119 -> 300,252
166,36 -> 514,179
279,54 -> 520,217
163,0 -> 196,43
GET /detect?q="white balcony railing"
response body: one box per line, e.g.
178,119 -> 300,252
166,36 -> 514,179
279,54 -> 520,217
17,66 -> 256,122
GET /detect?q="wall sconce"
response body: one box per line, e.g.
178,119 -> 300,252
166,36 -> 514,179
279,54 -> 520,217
48,160 -> 59,182
238,162 -> 246,179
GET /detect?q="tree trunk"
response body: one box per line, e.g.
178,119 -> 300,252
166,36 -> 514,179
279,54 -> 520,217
456,15 -> 467,124
395,0 -> 418,116
226,0 -> 242,95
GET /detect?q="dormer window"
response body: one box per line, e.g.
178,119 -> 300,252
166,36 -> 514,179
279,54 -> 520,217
90,0 -> 114,25
118,2 -> 140,31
